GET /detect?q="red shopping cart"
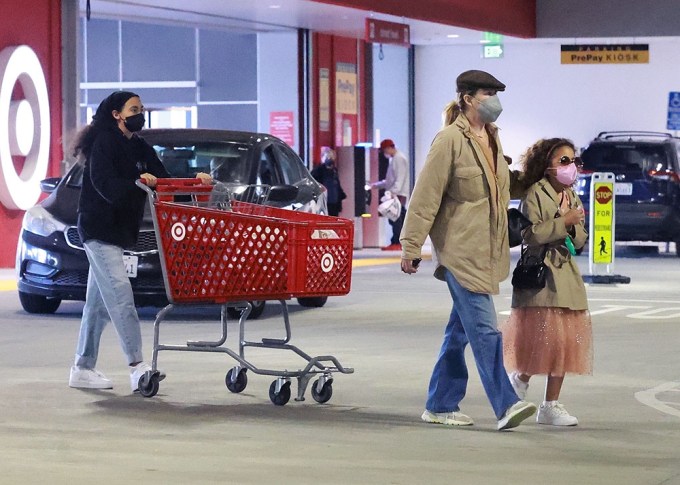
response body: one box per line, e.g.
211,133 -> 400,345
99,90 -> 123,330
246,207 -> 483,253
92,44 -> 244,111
135,178 -> 354,405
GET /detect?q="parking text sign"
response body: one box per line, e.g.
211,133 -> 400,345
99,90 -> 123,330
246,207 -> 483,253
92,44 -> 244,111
667,92 -> 680,131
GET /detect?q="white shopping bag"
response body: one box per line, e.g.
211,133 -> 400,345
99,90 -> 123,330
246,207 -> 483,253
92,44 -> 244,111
377,192 -> 402,222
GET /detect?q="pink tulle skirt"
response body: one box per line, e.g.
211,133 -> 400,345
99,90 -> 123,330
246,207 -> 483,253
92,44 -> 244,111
499,307 -> 593,376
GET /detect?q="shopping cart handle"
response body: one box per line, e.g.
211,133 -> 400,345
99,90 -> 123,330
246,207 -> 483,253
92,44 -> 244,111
136,178 -> 214,194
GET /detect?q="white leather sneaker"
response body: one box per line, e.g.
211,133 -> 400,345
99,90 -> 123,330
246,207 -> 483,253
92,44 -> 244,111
497,400 -> 537,430
69,366 -> 113,389
509,372 -> 529,400
537,402 -> 579,426
421,409 -> 474,426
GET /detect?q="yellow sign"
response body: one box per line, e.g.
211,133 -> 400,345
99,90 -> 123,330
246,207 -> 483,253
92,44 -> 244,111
335,63 -> 357,115
592,182 -> 614,264
561,44 -> 649,64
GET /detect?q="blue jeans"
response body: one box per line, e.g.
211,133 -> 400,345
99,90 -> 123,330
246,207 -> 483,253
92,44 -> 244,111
426,269 -> 519,419
74,240 -> 143,369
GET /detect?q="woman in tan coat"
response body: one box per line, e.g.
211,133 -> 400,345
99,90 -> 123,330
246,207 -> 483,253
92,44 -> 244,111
500,138 -> 593,427
401,70 -> 536,431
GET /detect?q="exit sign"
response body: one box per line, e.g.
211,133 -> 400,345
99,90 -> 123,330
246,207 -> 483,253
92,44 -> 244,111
482,43 -> 504,58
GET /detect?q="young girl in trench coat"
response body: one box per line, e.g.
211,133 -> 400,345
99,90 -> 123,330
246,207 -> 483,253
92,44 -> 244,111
500,138 -> 593,426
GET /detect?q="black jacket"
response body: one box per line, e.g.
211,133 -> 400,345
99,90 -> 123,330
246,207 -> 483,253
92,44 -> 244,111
77,128 -> 169,249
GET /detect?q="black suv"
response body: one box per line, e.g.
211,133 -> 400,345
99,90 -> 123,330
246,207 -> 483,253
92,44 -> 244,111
578,131 -> 680,255
16,129 -> 329,317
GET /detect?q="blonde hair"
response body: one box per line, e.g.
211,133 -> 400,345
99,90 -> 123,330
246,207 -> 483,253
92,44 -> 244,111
442,90 -> 475,126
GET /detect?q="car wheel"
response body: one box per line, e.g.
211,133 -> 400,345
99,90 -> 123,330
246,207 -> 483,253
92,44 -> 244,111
226,300 -> 266,320
18,291 -> 61,314
296,296 -> 328,308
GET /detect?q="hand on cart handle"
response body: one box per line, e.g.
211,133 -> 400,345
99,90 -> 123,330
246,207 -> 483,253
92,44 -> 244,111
139,172 -> 158,188
195,172 -> 213,185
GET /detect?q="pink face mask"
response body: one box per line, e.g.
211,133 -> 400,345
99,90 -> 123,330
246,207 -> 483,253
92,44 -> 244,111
548,162 -> 579,185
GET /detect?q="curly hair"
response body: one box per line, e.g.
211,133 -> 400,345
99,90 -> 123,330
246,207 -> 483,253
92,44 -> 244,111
520,138 -> 576,188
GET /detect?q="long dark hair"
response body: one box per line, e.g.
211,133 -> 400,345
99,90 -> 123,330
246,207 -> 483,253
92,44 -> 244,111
520,138 -> 576,188
72,91 -> 139,160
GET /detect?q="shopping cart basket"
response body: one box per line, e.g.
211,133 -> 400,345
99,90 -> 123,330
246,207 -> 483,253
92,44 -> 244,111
135,178 -> 354,405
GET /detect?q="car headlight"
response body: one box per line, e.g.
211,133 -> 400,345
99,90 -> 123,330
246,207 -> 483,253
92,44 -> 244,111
21,205 -> 67,237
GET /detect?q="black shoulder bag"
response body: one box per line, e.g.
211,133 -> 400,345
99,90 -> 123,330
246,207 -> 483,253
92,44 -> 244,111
507,208 -> 532,248
511,244 -> 549,290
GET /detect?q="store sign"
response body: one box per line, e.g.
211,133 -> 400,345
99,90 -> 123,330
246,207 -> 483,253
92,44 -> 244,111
365,19 -> 410,47
335,63 -> 357,115
319,68 -> 330,132
561,44 -> 649,64
0,45 -> 50,210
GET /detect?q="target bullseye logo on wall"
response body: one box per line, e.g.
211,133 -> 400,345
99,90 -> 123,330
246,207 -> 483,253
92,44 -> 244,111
0,45 -> 50,210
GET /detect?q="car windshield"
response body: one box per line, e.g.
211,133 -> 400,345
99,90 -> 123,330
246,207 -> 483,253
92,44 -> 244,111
581,144 -> 668,179
154,142 -> 251,184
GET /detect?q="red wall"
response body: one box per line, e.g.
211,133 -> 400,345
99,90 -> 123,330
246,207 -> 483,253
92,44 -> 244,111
313,0 -> 536,38
311,33 -> 368,165
0,0 -> 62,267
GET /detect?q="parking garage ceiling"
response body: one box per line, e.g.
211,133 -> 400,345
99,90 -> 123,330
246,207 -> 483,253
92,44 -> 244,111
80,0 -> 529,45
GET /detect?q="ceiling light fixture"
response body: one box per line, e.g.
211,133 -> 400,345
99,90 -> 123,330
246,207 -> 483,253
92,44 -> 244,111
447,34 -> 460,38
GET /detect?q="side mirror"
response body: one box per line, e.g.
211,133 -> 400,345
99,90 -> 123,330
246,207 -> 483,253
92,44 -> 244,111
268,184 -> 299,202
40,177 -> 61,194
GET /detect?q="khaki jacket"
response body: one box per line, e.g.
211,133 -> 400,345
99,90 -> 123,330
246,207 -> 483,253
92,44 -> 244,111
511,178 -> 589,310
401,114 -> 523,294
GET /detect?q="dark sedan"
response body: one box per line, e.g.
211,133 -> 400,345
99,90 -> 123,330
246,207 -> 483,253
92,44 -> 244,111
16,129 -> 329,317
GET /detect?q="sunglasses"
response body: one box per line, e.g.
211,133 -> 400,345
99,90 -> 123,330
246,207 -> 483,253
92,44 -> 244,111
558,156 -> 583,167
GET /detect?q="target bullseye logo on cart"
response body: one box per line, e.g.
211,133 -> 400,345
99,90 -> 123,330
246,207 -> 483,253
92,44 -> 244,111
171,222 -> 187,241
0,45 -> 51,210
320,253 -> 334,273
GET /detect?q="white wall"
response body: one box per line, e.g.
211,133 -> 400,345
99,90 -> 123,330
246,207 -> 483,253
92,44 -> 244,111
257,31 -> 299,153
372,44 -> 410,155
415,38 -> 680,172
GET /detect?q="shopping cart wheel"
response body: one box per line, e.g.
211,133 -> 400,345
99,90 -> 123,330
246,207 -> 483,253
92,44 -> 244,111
269,380 -> 291,406
138,374 -> 160,398
225,368 -> 248,393
297,296 -> 327,308
310,378 -> 333,404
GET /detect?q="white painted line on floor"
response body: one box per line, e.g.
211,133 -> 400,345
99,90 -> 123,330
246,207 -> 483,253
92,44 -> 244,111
634,381 -> 680,418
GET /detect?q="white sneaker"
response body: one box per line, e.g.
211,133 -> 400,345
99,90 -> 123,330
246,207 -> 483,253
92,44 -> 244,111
497,400 -> 537,431
130,362 -> 166,392
537,402 -> 579,426
509,372 -> 529,400
421,409 -> 474,426
69,366 -> 113,389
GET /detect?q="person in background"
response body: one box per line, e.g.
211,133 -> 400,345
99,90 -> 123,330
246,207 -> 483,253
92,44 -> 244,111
371,139 -> 410,251
311,148 -> 346,217
68,91 -> 211,392
500,138 -> 592,427
401,70 -> 536,431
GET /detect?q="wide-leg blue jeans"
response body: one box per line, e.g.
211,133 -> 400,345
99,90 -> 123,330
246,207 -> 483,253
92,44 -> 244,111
74,240 -> 143,369
426,268 -> 519,419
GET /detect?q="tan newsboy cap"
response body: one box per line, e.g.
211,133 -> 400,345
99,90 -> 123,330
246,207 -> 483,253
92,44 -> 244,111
456,70 -> 506,92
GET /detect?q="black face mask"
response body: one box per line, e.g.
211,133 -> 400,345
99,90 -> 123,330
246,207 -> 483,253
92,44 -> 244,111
123,113 -> 145,132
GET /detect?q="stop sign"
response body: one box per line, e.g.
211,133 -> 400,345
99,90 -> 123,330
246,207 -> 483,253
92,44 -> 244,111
595,186 -> 613,204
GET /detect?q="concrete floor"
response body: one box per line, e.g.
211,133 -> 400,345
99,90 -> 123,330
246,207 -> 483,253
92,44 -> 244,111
2,248 -> 680,484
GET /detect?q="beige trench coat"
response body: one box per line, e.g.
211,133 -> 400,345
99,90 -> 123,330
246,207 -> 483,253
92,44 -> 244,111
511,178 -> 589,310
400,114 -> 523,294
